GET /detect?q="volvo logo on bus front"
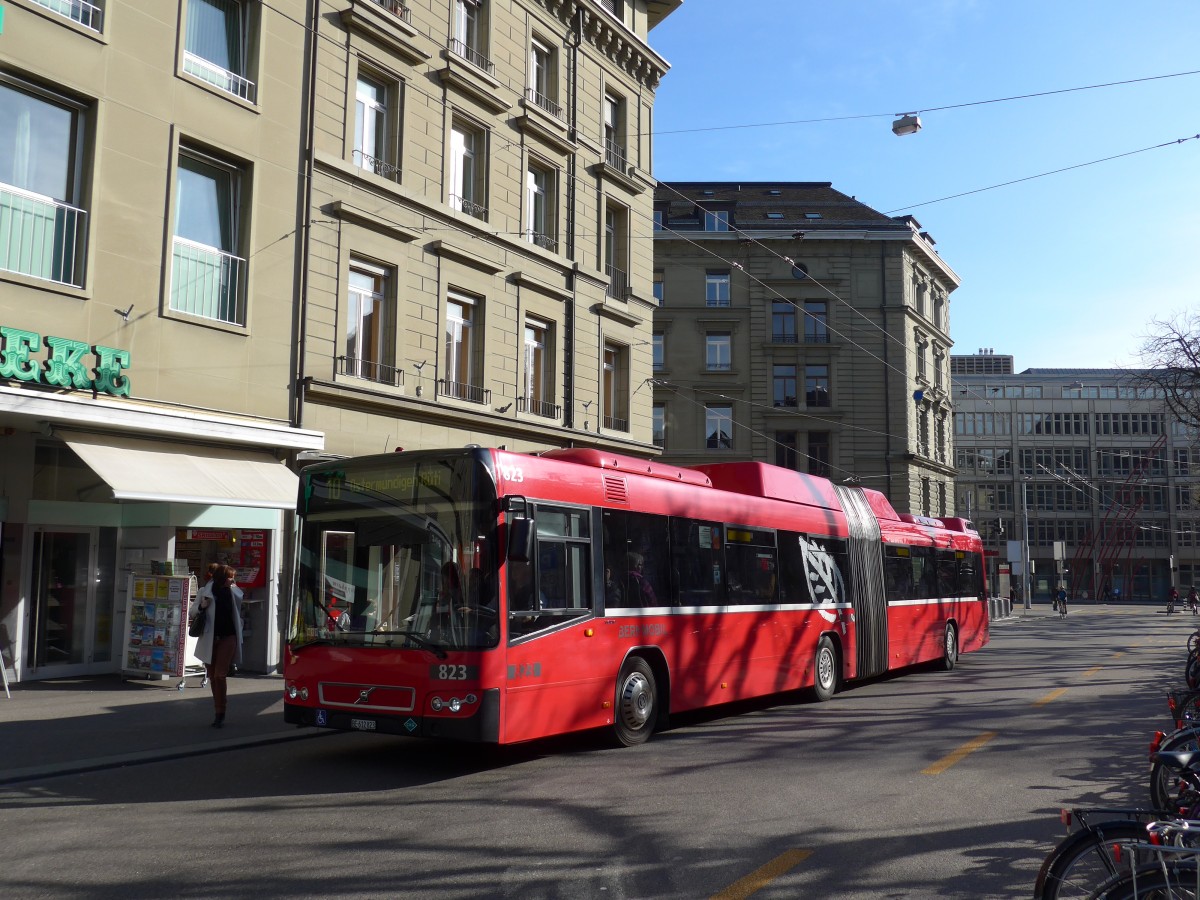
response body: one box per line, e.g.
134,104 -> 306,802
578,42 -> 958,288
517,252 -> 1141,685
355,687 -> 376,705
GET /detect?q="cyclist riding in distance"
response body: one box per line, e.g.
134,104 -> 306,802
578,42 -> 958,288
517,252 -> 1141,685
1055,586 -> 1067,618
1189,585 -> 1199,616
1169,586 -> 1180,614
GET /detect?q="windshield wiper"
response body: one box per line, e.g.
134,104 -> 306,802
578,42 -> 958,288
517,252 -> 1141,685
289,638 -> 334,652
367,629 -> 449,659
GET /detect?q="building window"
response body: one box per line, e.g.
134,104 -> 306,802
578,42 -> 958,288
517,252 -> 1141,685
703,209 -> 730,231
604,202 -> 628,298
771,301 -> 797,342
706,405 -> 733,449
29,0 -> 104,30
0,78 -> 88,287
602,342 -> 628,431
652,332 -> 664,371
451,0 -> 492,73
603,91 -> 625,170
705,333 -> 731,371
340,260 -> 397,385
521,319 -> 556,417
449,119 -> 486,220
805,364 -> 830,407
443,292 -> 486,403
916,340 -> 928,380
918,407 -> 930,457
652,207 -> 665,231
353,72 -> 398,179
775,431 -> 798,469
652,404 -> 665,447
183,0 -> 257,102
705,270 -> 731,307
171,148 -> 246,325
773,365 -> 797,407
527,37 -> 560,118
804,300 -> 829,343
653,270 -> 664,306
807,432 -> 830,478
525,162 -> 556,251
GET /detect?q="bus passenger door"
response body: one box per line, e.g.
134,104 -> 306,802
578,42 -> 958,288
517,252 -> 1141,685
503,504 -> 601,743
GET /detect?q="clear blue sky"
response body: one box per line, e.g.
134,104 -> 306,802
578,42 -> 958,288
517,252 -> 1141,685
649,0 -> 1200,370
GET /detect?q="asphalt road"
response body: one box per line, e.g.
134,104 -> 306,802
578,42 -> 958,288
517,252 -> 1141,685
1,604 -> 1190,899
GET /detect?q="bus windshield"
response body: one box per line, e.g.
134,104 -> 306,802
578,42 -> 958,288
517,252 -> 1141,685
290,453 -> 499,652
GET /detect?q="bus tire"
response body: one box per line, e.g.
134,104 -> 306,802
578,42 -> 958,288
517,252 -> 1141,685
613,657 -> 657,746
813,637 -> 839,702
941,623 -> 958,671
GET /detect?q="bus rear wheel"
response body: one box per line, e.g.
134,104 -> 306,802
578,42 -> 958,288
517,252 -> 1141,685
613,657 -> 657,746
813,637 -> 839,702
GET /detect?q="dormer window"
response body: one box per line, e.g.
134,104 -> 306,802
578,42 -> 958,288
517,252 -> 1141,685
703,209 -> 730,231
804,212 -> 822,219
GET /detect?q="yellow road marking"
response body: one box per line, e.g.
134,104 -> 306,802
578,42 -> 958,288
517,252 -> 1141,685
1034,688 -> 1069,706
1083,666 -> 1102,677
922,731 -> 998,775
710,850 -> 813,900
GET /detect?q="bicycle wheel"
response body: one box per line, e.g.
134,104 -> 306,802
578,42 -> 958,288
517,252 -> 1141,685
1150,727 -> 1200,811
1033,820 -> 1149,900
1189,631 -> 1200,656
1087,860 -> 1200,899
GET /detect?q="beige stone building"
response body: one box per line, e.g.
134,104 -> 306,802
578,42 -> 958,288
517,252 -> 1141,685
298,0 -> 678,457
652,182 -> 960,517
0,0 -> 677,682
0,0 -> 319,681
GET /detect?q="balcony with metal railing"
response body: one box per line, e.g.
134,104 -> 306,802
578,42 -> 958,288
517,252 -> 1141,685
29,0 -> 103,31
604,415 -> 629,432
517,395 -> 560,419
439,379 -> 490,405
528,231 -> 558,253
170,237 -> 246,326
771,331 -> 799,344
367,0 -> 410,23
449,194 -> 488,222
448,39 -> 495,76
353,151 -> 401,179
706,362 -> 732,372
652,430 -> 665,447
0,184 -> 87,287
805,330 -> 831,344
183,52 -> 257,103
337,356 -> 404,387
605,265 -> 628,299
604,138 -> 627,171
525,87 -> 562,120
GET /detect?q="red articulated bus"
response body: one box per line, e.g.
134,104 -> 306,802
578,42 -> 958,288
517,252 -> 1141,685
283,447 -> 989,746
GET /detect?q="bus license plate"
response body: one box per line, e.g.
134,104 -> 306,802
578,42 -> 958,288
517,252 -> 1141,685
350,718 -> 376,732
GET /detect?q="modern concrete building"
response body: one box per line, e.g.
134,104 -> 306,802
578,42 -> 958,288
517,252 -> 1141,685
651,181 -> 960,517
297,0 -> 678,457
952,357 -> 1197,602
0,0 -> 321,682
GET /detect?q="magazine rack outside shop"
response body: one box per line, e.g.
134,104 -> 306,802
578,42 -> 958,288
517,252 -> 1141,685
120,571 -> 206,690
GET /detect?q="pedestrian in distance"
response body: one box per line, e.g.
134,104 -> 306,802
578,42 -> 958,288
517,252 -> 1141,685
1169,586 -> 1179,614
1190,586 -> 1199,616
193,564 -> 244,728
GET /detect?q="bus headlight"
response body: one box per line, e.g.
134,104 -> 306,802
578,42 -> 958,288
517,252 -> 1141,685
449,698 -> 462,713
286,683 -> 309,701
431,697 -> 443,711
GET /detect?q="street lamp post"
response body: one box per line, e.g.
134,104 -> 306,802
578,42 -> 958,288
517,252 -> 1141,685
1021,475 -> 1032,610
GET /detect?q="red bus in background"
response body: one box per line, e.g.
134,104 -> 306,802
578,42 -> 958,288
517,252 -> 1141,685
284,447 -> 988,746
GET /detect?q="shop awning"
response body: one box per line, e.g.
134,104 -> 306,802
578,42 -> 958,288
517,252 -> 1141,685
59,430 -> 300,509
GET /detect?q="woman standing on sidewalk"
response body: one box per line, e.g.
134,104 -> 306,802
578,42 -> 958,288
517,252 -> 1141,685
194,565 -> 243,728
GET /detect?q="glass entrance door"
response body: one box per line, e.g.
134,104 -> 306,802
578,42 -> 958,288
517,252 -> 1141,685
27,527 -> 109,675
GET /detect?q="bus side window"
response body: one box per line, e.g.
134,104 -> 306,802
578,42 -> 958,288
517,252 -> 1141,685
725,525 -> 777,605
671,517 -> 723,606
884,546 -> 913,602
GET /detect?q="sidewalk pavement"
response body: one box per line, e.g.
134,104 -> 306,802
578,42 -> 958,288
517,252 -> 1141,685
0,672 -> 326,785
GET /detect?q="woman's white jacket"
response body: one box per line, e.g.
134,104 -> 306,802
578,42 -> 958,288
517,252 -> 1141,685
192,582 -> 244,666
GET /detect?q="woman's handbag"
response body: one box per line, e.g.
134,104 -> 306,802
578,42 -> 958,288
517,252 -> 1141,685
188,603 -> 208,638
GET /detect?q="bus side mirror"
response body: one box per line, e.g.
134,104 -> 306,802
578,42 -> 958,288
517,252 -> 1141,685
508,518 -> 534,562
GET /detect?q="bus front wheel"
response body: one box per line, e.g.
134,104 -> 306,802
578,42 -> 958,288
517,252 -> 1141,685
613,657 -> 657,746
941,623 -> 958,671
813,637 -> 839,702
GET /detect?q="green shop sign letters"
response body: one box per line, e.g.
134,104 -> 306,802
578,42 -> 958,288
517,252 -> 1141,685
0,327 -> 131,397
